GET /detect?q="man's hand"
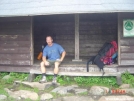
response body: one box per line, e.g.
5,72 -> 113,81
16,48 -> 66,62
42,56 -> 50,65
45,61 -> 49,66
60,51 -> 66,62
56,59 -> 62,62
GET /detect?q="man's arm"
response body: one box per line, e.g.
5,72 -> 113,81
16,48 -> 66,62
60,51 -> 66,61
42,56 -> 50,65
42,56 -> 47,63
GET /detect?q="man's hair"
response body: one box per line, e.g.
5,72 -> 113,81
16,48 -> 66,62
46,36 -> 53,40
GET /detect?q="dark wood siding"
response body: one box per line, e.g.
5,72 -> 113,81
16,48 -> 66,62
79,13 -> 117,56
0,17 -> 31,65
118,13 -> 134,65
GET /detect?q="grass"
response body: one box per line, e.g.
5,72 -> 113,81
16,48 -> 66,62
0,71 -> 134,100
78,91 -> 88,96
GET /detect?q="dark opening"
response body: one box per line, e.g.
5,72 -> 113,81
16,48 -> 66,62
33,13 -> 118,65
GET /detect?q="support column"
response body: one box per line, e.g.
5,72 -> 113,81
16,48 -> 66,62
72,14 -> 82,61
118,13 -> 121,65
30,17 -> 34,65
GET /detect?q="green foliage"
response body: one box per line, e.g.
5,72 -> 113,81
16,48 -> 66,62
47,75 -> 53,81
34,75 -> 42,82
0,72 -> 119,88
9,72 -> 28,80
0,72 -> 29,85
57,75 -> 74,85
0,88 -> 8,96
34,75 -> 53,82
0,72 -> 9,77
33,87 -> 39,93
78,91 -> 88,96
4,77 -> 14,84
0,72 -> 28,85
121,71 -> 134,87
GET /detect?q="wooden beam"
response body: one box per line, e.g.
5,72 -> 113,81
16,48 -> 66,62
118,13 -> 121,65
30,17 -> 34,65
72,14 -> 82,61
30,69 -> 121,77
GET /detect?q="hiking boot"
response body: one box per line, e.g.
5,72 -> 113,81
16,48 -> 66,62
39,76 -> 47,83
52,77 -> 57,84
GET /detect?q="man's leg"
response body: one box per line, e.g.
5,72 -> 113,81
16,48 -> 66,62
52,61 -> 60,84
39,61 -> 47,83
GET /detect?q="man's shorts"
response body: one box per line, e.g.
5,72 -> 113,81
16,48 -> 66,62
46,60 -> 61,67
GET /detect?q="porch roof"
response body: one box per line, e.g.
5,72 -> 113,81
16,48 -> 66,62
0,0 -> 134,17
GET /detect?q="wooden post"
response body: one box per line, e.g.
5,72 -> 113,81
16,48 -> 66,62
72,14 -> 82,61
30,17 -> 34,65
118,13 -> 121,65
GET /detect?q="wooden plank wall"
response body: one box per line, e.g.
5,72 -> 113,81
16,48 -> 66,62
79,13 -> 117,56
34,14 -> 117,59
34,15 -> 75,57
0,17 -> 31,65
118,13 -> 134,65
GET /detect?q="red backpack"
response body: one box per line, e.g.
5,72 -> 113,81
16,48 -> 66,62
101,41 -> 118,65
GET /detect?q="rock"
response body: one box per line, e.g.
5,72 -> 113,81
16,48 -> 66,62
116,73 -> 122,85
71,85 -> 79,88
89,86 -> 109,96
0,95 -> 7,101
74,89 -> 88,94
58,89 -> 69,95
2,75 -> 11,80
62,96 -> 94,101
27,73 -> 36,82
40,93 -> 53,100
63,86 -> 76,91
121,88 -> 134,94
52,98 -> 63,101
119,84 -> 130,89
128,90 -> 134,96
98,95 -> 134,101
51,86 -> 64,93
4,88 -> 12,94
51,85 -> 76,95
14,81 -> 59,90
4,88 -> 38,100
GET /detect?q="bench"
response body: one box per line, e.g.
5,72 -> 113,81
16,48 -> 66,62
27,64 -> 122,85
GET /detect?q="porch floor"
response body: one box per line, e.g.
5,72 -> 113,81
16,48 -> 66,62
33,56 -> 88,66
32,56 -> 119,76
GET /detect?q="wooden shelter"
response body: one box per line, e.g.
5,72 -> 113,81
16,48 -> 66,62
0,0 -> 134,75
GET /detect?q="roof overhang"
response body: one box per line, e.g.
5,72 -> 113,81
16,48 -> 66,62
0,0 -> 134,17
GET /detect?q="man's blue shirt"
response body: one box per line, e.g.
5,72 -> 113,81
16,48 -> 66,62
43,43 -> 64,60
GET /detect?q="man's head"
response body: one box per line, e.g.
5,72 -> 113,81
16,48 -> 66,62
46,36 -> 53,46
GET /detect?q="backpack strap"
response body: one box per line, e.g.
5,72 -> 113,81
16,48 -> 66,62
87,56 -> 95,72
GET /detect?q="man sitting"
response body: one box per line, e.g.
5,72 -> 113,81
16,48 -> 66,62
39,36 -> 66,84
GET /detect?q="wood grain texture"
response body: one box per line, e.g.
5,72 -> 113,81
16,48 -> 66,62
0,17 -> 31,65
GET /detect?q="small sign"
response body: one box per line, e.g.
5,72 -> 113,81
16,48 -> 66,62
123,20 -> 134,37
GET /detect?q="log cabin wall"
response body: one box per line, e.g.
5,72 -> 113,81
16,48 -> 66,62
34,15 -> 75,58
0,17 -> 31,65
79,13 -> 118,57
118,13 -> 134,65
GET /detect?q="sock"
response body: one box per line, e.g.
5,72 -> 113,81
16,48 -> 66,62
42,73 -> 46,78
54,74 -> 57,78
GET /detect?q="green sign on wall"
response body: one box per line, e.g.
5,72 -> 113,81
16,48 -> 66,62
123,20 -> 134,37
